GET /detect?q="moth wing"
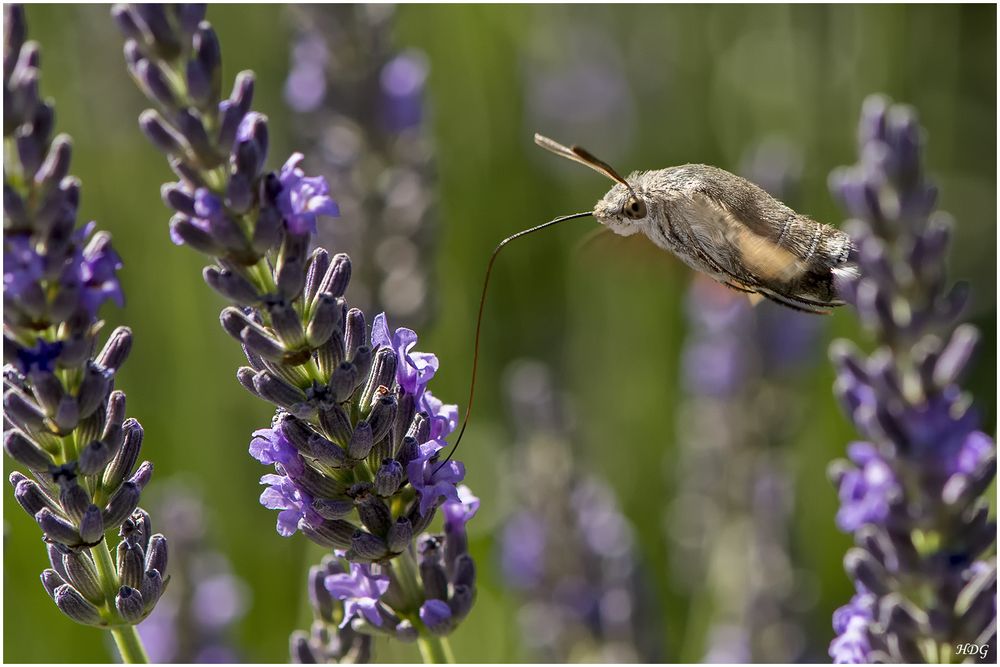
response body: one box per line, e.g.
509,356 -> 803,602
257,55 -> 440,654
685,193 -> 809,287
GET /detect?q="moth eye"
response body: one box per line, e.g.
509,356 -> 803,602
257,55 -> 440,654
624,197 -> 647,220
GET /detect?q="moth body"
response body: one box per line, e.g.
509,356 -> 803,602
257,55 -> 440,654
592,164 -> 856,311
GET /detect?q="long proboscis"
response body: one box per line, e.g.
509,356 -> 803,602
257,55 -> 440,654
434,211 -> 594,472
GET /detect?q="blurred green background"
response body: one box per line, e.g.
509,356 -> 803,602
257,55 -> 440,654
5,3 -> 996,663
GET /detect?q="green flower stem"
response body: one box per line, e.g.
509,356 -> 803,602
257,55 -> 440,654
92,538 -> 150,664
416,635 -> 454,664
109,624 -> 150,664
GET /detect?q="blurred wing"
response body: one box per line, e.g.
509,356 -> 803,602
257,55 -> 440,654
686,193 -> 808,286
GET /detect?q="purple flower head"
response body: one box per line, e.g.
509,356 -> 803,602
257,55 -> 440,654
371,312 -> 439,398
249,426 -> 304,478
14,338 -> 63,374
835,442 -> 898,533
277,153 -> 339,235
419,390 -> 458,441
418,598 -> 452,630
325,561 -> 390,628
829,593 -> 874,663
79,233 -> 124,315
3,234 -> 43,300
407,439 -> 465,516
259,473 -> 321,537
442,484 -> 479,533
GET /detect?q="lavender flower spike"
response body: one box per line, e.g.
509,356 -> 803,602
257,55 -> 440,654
4,5 -> 165,660
827,95 -> 996,663
114,5 -> 477,660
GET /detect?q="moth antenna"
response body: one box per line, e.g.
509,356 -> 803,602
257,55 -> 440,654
434,211 -> 593,473
534,133 -> 639,200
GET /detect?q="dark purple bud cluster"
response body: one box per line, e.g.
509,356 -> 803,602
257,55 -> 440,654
284,5 -> 438,329
827,95 -> 996,663
3,5 -> 166,630
39,509 -> 167,627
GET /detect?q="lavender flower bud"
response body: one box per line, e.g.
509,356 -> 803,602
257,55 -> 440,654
12,475 -> 57,516
347,421 -> 374,460
311,498 -> 352,520
318,253 -> 352,298
269,301 -> 306,349
144,533 -> 168,576
76,365 -> 112,418
419,599 -> 453,637
161,182 -> 196,215
300,518 -> 355,549
62,550 -> 104,605
4,388 -> 47,433
386,517 -> 412,553
204,265 -> 261,305
344,308 -> 365,360
115,585 -> 144,623
95,326 -> 133,373
78,505 -> 104,545
366,390 -> 396,444
169,214 -> 220,254
54,583 -> 102,625
41,568 -> 65,599
102,420 -> 142,490
290,632 -> 318,664
356,494 -> 392,537
35,134 -> 72,185
117,540 -> 145,590
316,406 -> 352,451
36,508 -> 82,547
78,440 -> 115,476
329,362 -> 358,403
236,366 -> 258,395
139,568 -> 162,613
138,108 -> 185,156
932,324 -> 979,389
303,248 -> 331,304
419,554 -> 449,602
448,584 -> 475,622
451,554 -> 476,590
58,478 -> 91,522
374,460 -> 403,497
254,371 -> 306,410
135,57 -> 177,108
127,460 -> 154,490
29,369 -> 65,415
4,429 -> 52,469
102,482 -> 141,529
305,293 -> 339,347
347,531 -> 389,562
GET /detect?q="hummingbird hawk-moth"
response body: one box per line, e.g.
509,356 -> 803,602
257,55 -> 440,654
437,134 -> 858,468
534,133 -> 858,314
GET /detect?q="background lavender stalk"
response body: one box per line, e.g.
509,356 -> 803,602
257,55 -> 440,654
284,4 -> 438,331
499,360 -> 661,663
136,481 -> 249,663
113,5 -> 477,660
3,5 -> 166,662
667,141 -> 823,662
827,95 -> 996,663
